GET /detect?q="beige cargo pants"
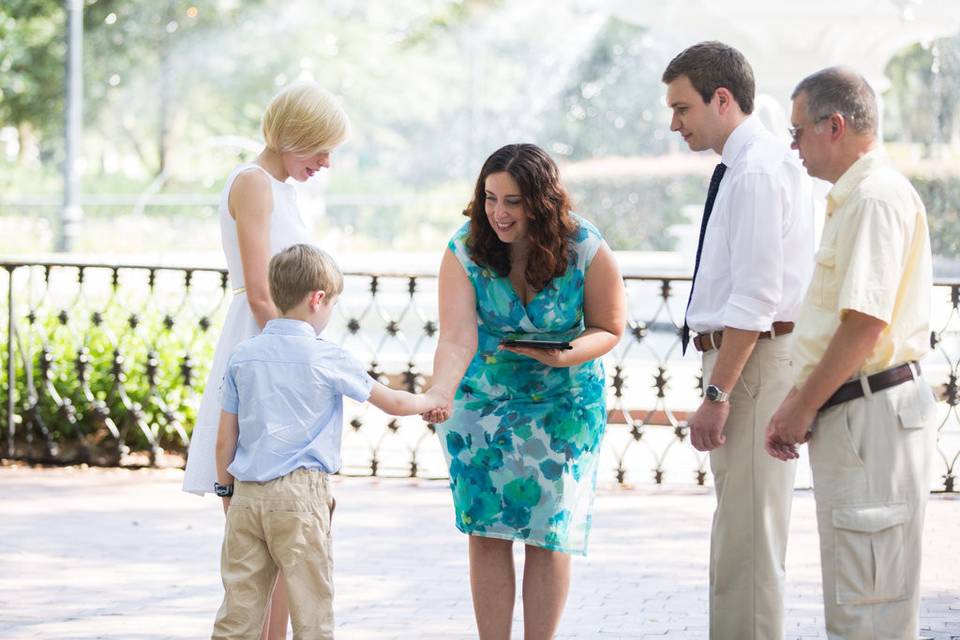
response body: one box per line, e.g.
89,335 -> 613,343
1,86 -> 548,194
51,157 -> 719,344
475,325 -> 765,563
809,370 -> 936,640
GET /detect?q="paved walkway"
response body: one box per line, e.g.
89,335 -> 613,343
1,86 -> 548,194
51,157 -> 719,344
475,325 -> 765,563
1,466 -> 958,639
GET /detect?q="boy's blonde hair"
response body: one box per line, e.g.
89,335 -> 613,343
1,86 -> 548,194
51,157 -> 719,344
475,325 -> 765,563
261,82 -> 350,156
269,244 -> 344,313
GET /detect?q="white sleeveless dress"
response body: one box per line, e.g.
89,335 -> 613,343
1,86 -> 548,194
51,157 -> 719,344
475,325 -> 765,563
182,163 -> 310,495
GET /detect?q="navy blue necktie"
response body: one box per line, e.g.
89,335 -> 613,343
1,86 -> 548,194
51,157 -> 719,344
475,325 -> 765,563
681,162 -> 727,355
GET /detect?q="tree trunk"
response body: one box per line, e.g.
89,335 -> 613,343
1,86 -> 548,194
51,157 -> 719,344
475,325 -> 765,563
156,1 -> 175,178
16,122 -> 39,165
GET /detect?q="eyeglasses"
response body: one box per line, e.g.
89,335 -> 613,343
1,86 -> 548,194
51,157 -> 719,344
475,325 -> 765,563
788,115 -> 831,144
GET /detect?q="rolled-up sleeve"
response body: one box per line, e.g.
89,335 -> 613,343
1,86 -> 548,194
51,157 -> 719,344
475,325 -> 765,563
333,351 -> 375,403
219,357 -> 240,414
721,172 -> 785,331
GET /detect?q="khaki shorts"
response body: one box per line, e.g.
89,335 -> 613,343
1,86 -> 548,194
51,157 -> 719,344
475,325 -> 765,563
212,468 -> 336,640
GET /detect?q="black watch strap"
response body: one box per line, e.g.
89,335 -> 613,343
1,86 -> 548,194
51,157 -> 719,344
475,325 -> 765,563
214,482 -> 234,497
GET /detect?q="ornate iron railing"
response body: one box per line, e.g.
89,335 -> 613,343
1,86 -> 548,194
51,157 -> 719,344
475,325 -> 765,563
1,259 -> 958,491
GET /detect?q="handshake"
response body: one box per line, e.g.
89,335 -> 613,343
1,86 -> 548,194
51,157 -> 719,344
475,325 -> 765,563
418,388 -> 451,424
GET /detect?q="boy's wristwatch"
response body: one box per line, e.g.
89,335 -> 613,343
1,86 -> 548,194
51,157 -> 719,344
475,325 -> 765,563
214,482 -> 234,497
704,384 -> 730,403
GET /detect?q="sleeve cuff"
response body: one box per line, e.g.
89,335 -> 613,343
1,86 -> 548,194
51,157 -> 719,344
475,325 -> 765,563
352,374 -> 375,403
218,375 -> 239,414
721,293 -> 778,331
838,293 -> 893,325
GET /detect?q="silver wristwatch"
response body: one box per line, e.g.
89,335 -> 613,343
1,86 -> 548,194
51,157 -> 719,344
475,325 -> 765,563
705,384 -> 730,403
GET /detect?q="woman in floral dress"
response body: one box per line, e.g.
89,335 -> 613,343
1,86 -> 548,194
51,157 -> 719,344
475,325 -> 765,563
424,143 -> 626,639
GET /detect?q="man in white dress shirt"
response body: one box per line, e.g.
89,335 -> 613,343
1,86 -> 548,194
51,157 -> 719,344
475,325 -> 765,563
661,41 -> 816,639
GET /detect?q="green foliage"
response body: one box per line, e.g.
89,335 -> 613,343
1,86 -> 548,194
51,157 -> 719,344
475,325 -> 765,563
0,155 -> 61,196
563,159 -> 706,251
1,280 -> 222,461
542,18 -> 671,161
568,182 -> 695,252
0,0 -> 264,175
3,4 -> 960,260
885,33 -> 960,149
911,173 -> 960,259
399,0 -> 503,47
81,0 -> 265,176
0,0 -> 67,151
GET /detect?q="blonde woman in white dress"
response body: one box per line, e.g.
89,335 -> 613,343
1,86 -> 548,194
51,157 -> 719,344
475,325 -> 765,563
182,81 -> 350,640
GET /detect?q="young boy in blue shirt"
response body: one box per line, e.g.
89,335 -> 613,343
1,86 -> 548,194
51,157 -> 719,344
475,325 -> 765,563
211,243 -> 443,639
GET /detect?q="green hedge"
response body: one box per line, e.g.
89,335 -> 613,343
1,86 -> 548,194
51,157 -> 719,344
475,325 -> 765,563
564,160 -> 960,259
563,158 -> 710,252
911,175 -> 960,260
1,302 -> 217,463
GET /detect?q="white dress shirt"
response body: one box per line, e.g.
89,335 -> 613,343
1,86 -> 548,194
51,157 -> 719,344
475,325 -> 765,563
686,116 -> 816,334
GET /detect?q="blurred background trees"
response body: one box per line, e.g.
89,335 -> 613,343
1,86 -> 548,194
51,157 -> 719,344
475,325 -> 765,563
0,0 -> 958,261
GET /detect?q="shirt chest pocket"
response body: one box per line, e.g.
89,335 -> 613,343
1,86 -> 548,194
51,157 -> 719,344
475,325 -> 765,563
813,245 -> 840,310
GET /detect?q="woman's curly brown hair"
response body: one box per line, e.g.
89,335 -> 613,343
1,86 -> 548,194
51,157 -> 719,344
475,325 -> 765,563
464,144 -> 578,291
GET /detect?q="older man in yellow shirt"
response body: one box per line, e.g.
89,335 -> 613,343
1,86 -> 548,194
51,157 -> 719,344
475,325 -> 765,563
766,67 -> 936,640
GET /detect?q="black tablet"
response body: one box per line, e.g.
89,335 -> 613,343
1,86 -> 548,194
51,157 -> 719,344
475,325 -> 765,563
501,339 -> 573,351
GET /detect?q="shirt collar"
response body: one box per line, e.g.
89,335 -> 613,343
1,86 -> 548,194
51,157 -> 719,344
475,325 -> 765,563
263,318 -> 317,337
720,116 -> 765,167
826,146 -> 887,216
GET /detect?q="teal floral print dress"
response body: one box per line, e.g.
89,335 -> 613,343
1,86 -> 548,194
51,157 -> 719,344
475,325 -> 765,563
439,214 -> 608,556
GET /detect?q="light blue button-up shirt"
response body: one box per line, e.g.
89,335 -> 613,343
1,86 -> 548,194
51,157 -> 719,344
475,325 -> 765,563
220,318 -> 373,482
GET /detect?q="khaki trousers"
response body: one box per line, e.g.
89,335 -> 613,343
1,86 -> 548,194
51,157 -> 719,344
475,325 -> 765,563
212,468 -> 336,640
809,371 -> 936,640
703,337 -> 797,640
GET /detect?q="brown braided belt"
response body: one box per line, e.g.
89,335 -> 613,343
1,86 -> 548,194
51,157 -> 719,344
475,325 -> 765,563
692,321 -> 795,353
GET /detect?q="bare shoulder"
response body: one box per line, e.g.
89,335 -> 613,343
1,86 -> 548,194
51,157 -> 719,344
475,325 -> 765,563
228,168 -> 273,220
440,247 -> 468,277
586,243 -> 620,275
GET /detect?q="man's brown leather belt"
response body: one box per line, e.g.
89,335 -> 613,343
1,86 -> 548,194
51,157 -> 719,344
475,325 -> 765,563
692,321 -> 795,353
818,361 -> 920,412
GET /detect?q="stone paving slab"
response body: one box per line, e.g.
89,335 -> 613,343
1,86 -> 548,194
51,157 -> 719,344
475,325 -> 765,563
0,466 -> 958,639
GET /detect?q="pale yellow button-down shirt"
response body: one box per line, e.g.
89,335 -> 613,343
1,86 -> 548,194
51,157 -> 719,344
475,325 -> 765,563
792,147 -> 932,386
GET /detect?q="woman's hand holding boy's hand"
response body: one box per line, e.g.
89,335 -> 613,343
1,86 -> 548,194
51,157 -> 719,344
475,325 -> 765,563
420,388 -> 451,424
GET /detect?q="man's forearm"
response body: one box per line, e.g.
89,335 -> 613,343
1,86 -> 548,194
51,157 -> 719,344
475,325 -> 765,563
708,327 -> 761,391
794,310 -> 886,412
